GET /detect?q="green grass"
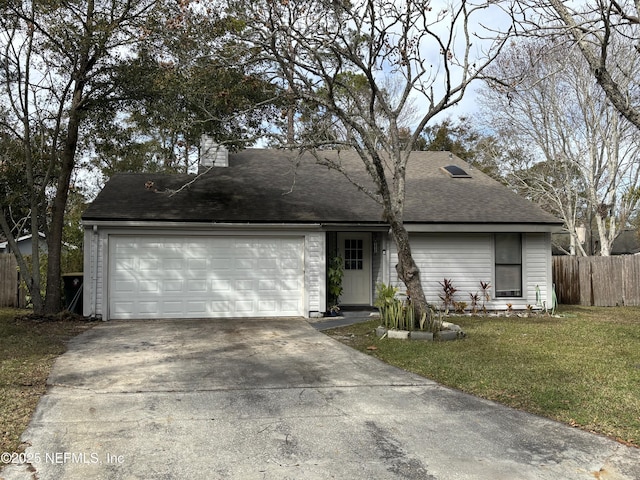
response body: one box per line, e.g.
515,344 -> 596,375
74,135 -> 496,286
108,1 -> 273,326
325,305 -> 640,447
0,309 -> 92,454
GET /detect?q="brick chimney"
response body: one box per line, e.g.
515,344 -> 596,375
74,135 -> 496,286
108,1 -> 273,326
199,135 -> 228,172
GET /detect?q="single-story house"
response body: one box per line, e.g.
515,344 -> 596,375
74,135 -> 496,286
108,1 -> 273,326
0,233 -> 47,255
81,148 -> 563,320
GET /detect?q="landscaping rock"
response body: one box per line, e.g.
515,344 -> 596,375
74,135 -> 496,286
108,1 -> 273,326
409,331 -> 433,341
436,330 -> 459,341
387,329 -> 410,339
376,326 -> 463,341
441,321 -> 462,332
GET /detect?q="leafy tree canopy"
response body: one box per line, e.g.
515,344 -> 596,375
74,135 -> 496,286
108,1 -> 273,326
87,7 -> 281,179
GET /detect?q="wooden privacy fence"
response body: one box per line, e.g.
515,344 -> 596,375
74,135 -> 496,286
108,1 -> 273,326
0,254 -> 26,308
553,255 -> 640,306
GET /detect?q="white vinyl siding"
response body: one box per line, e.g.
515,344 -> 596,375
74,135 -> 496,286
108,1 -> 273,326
386,232 -> 552,310
305,232 -> 326,314
389,233 -> 493,305
524,232 -> 552,307
83,228 -> 101,318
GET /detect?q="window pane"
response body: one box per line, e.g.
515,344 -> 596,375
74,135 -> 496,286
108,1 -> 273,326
495,234 -> 522,297
495,233 -> 521,264
344,238 -> 364,270
495,265 -> 522,297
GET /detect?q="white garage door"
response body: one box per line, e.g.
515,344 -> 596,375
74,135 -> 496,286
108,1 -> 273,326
109,236 -> 304,319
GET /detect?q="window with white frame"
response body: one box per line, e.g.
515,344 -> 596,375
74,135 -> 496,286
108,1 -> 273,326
495,233 -> 522,297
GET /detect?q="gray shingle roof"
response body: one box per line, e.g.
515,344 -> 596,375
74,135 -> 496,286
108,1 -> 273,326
82,149 -> 562,226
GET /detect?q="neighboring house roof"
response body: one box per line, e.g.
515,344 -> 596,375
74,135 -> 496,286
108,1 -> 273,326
82,149 -> 562,227
552,229 -> 640,255
612,230 -> 640,255
0,233 -> 46,254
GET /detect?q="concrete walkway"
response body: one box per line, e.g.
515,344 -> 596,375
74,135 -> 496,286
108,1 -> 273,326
1,318 -> 638,480
308,310 -> 379,330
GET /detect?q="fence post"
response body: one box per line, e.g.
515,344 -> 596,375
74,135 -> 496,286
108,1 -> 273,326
0,254 -> 21,308
622,256 -> 640,306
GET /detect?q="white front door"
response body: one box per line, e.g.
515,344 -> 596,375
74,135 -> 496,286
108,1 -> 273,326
337,233 -> 371,305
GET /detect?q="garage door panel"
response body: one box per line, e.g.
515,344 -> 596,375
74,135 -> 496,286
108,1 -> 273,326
109,236 -> 304,319
139,302 -> 159,315
139,258 -> 160,271
163,301 -> 184,314
113,279 -> 136,293
210,258 -> 232,269
235,279 -> 254,291
258,279 -> 276,292
163,280 -> 184,293
163,258 -> 184,270
258,258 -> 278,269
112,301 -> 134,316
186,301 -> 207,315
209,301 -> 231,315
210,279 -> 231,292
280,300 -> 302,314
281,278 -> 302,291
139,280 -> 159,293
258,300 -> 277,312
235,258 -> 257,270
187,279 -> 207,292
113,238 -> 137,250
114,257 -> 136,271
188,258 -> 207,270
162,240 -> 184,249
234,300 -> 255,313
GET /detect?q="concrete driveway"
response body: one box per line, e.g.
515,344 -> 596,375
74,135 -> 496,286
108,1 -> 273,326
2,318 -> 638,480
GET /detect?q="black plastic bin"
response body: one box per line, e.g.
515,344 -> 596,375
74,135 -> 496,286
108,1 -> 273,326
62,273 -> 83,314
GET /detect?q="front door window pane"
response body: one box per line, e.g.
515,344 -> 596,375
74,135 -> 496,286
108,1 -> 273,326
344,239 -> 364,270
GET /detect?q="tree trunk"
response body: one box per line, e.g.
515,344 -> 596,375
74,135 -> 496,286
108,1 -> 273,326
42,0 -> 94,315
594,214 -> 614,256
43,91 -> 83,314
16,20 -> 45,314
388,218 -> 430,322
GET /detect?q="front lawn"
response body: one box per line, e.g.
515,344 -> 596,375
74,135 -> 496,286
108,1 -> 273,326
324,305 -> 640,447
0,309 -> 92,454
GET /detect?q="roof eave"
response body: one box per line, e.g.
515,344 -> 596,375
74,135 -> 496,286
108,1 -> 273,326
82,218 -> 563,234
404,222 -> 564,233
81,220 -> 324,231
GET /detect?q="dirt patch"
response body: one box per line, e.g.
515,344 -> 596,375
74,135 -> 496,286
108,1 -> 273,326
14,310 -> 95,323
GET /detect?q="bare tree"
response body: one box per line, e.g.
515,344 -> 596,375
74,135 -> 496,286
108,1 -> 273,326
480,38 -> 640,255
512,0 -> 640,130
228,0 -> 510,319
